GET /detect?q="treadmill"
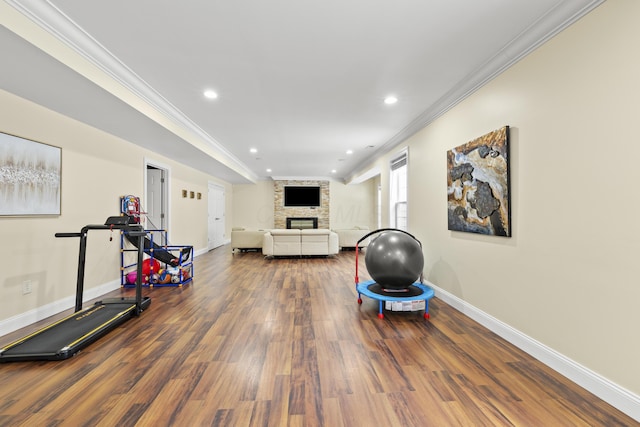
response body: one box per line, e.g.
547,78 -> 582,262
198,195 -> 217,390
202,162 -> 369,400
0,216 -> 151,362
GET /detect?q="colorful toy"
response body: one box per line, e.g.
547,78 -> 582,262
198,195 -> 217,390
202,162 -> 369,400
126,271 -> 137,284
142,258 -> 160,276
121,195 -> 141,224
157,269 -> 172,284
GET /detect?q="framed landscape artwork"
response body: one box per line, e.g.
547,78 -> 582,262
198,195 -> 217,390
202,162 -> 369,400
0,131 -> 61,216
447,126 -> 511,237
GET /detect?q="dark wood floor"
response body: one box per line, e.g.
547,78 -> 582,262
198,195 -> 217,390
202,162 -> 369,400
0,247 -> 636,426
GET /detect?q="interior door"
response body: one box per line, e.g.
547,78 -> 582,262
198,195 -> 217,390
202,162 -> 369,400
208,183 -> 225,249
146,167 -> 164,230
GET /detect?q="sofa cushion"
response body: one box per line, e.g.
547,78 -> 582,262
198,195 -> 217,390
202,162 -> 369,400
300,229 -> 330,236
301,229 -> 339,255
263,229 -> 301,256
269,229 -> 301,236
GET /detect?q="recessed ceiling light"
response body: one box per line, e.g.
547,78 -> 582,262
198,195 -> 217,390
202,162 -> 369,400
266,168 -> 272,173
250,148 -> 257,153
384,96 -> 398,105
346,149 -> 353,155
331,169 -> 337,174
204,90 -> 218,99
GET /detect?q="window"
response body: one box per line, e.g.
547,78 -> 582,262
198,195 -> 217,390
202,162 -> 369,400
390,150 -> 408,231
377,184 -> 382,229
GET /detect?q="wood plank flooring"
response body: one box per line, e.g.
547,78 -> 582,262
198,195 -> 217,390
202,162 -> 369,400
0,247 -> 636,426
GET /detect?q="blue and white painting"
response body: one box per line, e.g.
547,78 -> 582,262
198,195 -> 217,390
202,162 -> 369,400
0,132 -> 61,215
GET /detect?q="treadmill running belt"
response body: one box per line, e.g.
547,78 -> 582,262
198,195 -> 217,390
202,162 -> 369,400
0,302 -> 135,361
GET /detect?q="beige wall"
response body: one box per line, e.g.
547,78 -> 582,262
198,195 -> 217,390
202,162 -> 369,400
232,181 -> 275,230
231,179 -> 376,231
0,89 -> 231,328
351,0 -> 640,395
330,179 -> 377,230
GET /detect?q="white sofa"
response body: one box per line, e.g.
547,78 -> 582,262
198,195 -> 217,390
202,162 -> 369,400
333,226 -> 371,249
231,228 -> 268,252
262,229 -> 339,257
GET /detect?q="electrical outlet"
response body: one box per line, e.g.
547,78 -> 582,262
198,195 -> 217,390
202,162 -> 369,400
22,280 -> 32,295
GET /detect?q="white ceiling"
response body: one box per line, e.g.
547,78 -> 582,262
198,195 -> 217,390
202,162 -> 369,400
0,0 -> 602,184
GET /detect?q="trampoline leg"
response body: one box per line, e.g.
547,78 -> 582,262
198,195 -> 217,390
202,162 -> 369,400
378,300 -> 384,319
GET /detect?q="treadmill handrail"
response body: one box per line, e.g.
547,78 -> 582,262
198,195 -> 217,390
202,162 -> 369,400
55,232 -> 82,238
55,219 -> 146,312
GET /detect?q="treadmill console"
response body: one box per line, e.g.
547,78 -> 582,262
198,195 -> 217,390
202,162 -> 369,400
105,215 -> 132,226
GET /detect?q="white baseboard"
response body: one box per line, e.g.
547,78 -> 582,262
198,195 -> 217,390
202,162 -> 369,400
430,283 -> 640,422
0,250 -> 208,339
8,265 -> 634,420
194,246 -> 210,257
0,279 -> 121,339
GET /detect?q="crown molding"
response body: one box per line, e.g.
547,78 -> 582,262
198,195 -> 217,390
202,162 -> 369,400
270,176 -> 334,182
5,0 -> 604,184
350,0 -> 605,175
5,0 -> 259,183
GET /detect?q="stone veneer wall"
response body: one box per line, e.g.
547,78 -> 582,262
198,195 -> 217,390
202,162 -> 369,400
274,180 -> 330,229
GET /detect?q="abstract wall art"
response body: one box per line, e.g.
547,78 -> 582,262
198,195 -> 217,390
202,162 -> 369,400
447,126 -> 510,237
0,131 -> 61,216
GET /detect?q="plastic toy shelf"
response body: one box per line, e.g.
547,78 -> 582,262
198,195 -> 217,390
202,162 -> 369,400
119,195 -> 194,287
120,229 -> 193,288
356,279 -> 435,320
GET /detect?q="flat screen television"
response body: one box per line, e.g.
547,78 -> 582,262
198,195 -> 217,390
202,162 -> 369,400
284,186 -> 321,207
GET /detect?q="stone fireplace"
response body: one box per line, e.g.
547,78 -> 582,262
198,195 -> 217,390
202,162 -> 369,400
287,217 -> 318,229
274,180 -> 330,229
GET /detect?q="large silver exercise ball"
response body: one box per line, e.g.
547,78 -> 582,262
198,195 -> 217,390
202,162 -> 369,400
364,230 -> 424,290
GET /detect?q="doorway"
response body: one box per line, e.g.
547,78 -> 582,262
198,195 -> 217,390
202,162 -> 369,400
208,182 -> 225,250
145,160 -> 170,242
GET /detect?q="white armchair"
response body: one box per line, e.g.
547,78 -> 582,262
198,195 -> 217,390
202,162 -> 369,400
333,226 -> 371,249
231,228 -> 267,252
